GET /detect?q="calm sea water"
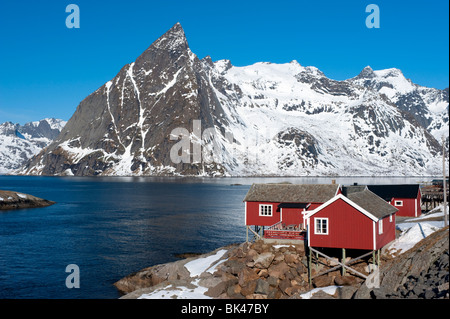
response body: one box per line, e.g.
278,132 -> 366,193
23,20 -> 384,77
0,175 -> 430,299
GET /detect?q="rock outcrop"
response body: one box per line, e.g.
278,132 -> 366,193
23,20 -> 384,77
115,241 -> 369,299
0,190 -> 55,210
115,227 -> 449,299
354,226 -> 449,299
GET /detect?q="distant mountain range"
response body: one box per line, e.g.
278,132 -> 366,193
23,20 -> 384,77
0,118 -> 66,174
14,23 -> 449,176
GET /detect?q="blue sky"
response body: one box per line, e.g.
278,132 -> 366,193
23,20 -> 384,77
0,0 -> 448,125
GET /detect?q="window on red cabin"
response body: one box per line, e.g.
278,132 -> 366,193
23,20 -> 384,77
259,204 -> 273,216
314,218 -> 328,235
394,200 -> 403,207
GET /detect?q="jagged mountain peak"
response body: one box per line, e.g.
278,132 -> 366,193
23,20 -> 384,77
148,22 -> 188,52
356,65 -> 375,79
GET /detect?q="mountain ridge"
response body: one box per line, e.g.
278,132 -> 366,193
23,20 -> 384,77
0,118 -> 66,174
16,23 -> 449,177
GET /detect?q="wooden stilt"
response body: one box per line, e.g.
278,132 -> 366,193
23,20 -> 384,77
373,251 -> 376,266
309,247 -> 368,279
315,251 -> 319,271
308,247 -> 312,288
246,226 -> 249,243
342,248 -> 346,276
377,249 -> 380,267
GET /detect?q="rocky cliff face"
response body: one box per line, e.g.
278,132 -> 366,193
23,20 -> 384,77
18,23 -> 448,177
355,226 -> 449,299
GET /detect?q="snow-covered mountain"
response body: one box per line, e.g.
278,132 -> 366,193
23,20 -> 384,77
0,118 -> 66,174
18,23 -> 448,177
348,66 -> 449,143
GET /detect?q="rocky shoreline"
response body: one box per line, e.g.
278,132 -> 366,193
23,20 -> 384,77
114,226 -> 449,299
0,190 -> 55,210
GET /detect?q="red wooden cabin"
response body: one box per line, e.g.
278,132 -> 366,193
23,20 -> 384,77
367,184 -> 422,217
243,183 -> 341,240
305,190 -> 398,251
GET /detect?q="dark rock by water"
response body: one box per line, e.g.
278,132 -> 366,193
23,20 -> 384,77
0,190 -> 55,210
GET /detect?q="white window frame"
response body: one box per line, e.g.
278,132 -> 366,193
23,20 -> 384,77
259,204 -> 273,217
394,200 -> 403,207
378,219 -> 383,234
314,218 -> 328,235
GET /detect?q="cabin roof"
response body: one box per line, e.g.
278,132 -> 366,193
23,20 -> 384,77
366,184 -> 420,200
243,183 -> 339,203
341,185 -> 367,196
305,190 -> 398,221
347,189 -> 398,219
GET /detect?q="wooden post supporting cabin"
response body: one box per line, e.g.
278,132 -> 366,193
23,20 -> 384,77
342,248 -> 346,276
246,226 -> 249,243
377,249 -> 380,267
372,251 -> 376,267
308,247 -> 312,288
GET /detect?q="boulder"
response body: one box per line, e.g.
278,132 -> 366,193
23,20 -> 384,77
254,252 -> 275,269
268,261 -> 290,279
284,253 -> 298,265
334,275 -> 358,286
240,280 -> 258,297
313,275 -> 334,288
254,279 -> 270,295
238,268 -> 259,287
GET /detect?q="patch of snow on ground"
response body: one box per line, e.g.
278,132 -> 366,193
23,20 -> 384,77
389,223 -> 441,255
138,279 -> 210,299
389,207 -> 448,255
17,193 -> 27,199
299,286 -> 341,299
185,249 -> 228,277
138,249 -> 228,299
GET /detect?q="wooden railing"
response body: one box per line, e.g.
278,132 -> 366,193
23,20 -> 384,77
264,221 -> 306,240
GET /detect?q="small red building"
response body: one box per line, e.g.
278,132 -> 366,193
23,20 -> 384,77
367,184 -> 422,217
243,183 -> 341,240
305,190 -> 398,251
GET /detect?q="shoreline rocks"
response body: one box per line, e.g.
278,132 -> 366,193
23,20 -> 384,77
115,227 -> 449,299
0,190 -> 55,210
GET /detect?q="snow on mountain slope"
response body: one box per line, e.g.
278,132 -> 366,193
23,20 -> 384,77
203,60 -> 443,176
348,66 -> 449,142
17,23 -> 448,177
0,119 -> 66,174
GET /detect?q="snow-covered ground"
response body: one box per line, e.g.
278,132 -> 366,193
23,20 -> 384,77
136,205 -> 448,299
387,204 -> 448,255
138,249 -> 228,299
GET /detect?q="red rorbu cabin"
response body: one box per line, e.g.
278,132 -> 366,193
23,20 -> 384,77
305,190 -> 398,251
366,184 -> 422,217
243,183 -> 341,241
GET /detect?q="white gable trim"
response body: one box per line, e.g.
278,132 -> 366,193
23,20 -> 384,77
304,193 -> 379,222
335,184 -> 342,196
373,221 -> 376,250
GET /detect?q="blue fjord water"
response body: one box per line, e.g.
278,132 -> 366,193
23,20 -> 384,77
0,175 -> 426,298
